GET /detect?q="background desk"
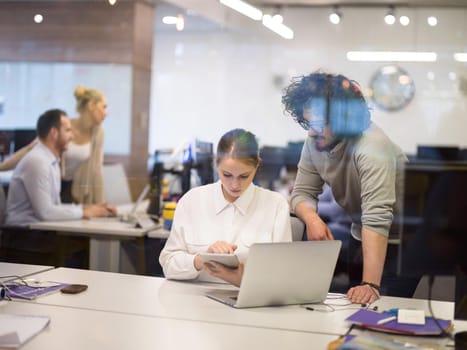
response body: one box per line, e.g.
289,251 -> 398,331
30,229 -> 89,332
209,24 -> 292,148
30,218 -> 150,273
146,225 -> 170,239
27,267 -> 456,337
0,262 -> 53,281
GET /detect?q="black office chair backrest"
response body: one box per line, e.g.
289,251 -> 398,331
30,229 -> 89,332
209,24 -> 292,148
0,185 -> 5,225
0,130 -> 12,160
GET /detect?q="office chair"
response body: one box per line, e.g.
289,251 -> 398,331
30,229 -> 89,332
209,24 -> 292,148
290,214 -> 306,242
0,131 -> 11,161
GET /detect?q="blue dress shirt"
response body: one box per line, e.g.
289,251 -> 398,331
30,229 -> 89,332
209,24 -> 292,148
6,142 -> 83,225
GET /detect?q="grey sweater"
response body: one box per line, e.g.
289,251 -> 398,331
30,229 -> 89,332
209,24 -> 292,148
291,122 -> 406,240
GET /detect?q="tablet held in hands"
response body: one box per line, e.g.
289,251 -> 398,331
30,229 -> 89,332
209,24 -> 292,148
198,253 -> 239,268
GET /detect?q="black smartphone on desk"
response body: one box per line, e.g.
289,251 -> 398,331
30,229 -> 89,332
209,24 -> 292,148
60,284 -> 88,294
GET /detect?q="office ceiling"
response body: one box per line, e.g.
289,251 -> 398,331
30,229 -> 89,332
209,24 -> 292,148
246,0 -> 467,8
157,0 -> 467,9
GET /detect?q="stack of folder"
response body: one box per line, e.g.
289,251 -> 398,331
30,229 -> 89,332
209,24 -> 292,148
345,309 -> 453,336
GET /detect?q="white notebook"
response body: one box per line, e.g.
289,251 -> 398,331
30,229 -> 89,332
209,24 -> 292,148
0,314 -> 50,348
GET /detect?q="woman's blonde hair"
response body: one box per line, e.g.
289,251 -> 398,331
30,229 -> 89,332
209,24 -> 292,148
74,85 -> 104,114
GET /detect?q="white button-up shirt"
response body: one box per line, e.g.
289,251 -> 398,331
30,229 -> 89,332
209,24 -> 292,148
159,181 -> 292,282
6,142 -> 83,225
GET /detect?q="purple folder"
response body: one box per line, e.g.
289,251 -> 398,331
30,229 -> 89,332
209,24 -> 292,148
345,309 -> 452,335
3,283 -> 70,300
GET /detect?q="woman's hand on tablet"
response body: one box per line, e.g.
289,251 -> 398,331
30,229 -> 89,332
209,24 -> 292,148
207,241 -> 237,254
204,261 -> 244,287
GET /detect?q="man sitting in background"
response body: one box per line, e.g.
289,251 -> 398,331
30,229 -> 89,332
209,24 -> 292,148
2,109 -> 115,267
6,108 -> 115,225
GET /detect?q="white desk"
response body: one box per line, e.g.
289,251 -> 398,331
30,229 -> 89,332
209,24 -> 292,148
0,262 -> 54,281
27,268 -> 456,337
146,225 -> 170,239
30,218 -> 149,273
1,302 -> 338,350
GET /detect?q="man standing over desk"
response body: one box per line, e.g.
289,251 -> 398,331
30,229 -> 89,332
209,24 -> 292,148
282,72 -> 416,305
6,108 -> 114,225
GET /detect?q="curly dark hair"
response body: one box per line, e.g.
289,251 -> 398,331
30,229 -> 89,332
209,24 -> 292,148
281,71 -> 370,135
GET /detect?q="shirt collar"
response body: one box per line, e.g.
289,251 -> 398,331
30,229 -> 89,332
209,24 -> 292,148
214,181 -> 255,216
329,140 -> 345,154
37,141 -> 60,165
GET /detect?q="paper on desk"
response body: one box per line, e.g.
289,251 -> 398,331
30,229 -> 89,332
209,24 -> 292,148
324,293 -> 350,306
116,199 -> 150,215
0,314 -> 50,348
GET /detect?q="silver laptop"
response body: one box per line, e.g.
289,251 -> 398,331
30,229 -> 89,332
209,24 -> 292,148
119,184 -> 161,230
206,240 -> 341,308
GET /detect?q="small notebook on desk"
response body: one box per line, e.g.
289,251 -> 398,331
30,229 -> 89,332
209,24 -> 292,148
345,309 -> 453,336
0,314 -> 50,348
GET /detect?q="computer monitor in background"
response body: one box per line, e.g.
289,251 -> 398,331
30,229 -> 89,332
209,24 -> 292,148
416,145 -> 460,162
181,140 -> 214,195
397,163 -> 467,319
255,146 -> 286,190
14,129 -> 36,151
284,140 -> 304,173
192,140 -> 214,186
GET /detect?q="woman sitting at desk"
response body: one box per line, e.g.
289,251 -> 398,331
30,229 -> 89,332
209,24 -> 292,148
159,128 -> 292,286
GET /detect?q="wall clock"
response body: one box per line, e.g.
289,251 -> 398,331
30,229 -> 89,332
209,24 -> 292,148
369,65 -> 415,112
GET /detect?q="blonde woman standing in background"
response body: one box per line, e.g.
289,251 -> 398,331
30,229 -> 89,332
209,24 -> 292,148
61,85 -> 108,204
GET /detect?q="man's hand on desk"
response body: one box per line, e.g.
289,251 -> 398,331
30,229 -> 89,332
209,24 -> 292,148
83,203 -> 117,219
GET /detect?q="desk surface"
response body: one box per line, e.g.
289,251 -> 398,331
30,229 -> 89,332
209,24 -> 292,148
30,217 -> 147,238
146,225 -> 170,239
0,262 -> 54,281
30,217 -> 169,239
28,268 -> 455,337
1,302 -> 338,350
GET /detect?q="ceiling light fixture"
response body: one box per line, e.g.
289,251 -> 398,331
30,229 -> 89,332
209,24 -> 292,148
399,15 -> 410,26
162,16 -> 179,25
347,51 -> 437,62
329,6 -> 342,25
176,15 -> 185,31
427,16 -> 438,26
272,13 -> 283,23
33,14 -> 43,24
454,53 -> 467,62
384,6 -> 396,25
262,14 -> 294,39
108,0 -> 117,6
219,0 -> 262,21
162,14 -> 185,31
